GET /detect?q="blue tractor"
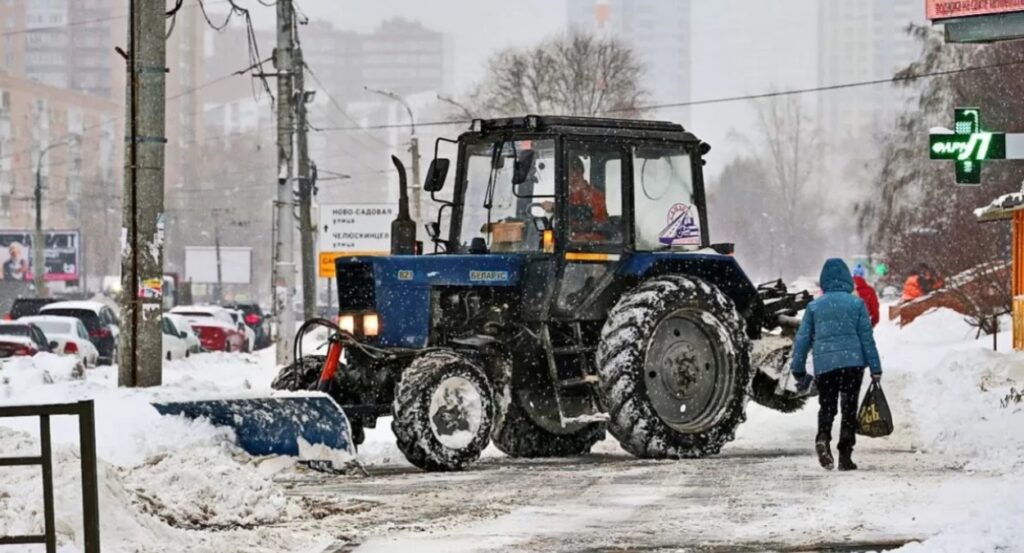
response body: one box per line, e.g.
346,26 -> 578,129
272,115 -> 810,471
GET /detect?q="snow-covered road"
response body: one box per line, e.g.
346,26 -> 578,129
288,444 -> 967,552
1,310 -> 1022,552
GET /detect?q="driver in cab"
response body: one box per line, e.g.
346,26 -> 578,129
543,157 -> 608,242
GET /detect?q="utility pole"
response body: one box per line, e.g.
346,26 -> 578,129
365,86 -> 421,228
273,0 -> 297,366
119,0 -> 166,387
295,47 -> 316,321
33,141 -> 74,296
409,136 -> 421,220
214,220 -> 223,303
34,157 -> 47,297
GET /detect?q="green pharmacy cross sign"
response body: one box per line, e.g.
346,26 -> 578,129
929,108 -> 1006,185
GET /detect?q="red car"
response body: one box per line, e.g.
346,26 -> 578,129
0,322 -> 54,359
168,306 -> 247,352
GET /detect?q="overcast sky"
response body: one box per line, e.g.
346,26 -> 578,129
241,0 -> 879,174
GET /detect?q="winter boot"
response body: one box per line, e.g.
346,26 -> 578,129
837,453 -> 858,471
815,439 -> 834,470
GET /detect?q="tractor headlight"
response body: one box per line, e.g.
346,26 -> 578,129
338,314 -> 355,335
363,313 -> 380,336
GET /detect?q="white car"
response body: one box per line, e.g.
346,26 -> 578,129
166,313 -> 202,354
161,316 -> 190,361
19,315 -> 100,367
226,309 -> 256,352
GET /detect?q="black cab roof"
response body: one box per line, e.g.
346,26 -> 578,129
463,114 -> 702,143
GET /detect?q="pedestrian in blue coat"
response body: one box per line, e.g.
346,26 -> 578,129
791,258 -> 883,471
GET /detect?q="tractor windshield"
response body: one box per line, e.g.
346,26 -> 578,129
462,138 -> 555,252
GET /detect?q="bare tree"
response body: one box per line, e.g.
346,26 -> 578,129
467,30 -> 648,117
856,25 -> 1022,335
736,95 -> 826,279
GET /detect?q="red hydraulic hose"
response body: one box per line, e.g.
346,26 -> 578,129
317,340 -> 344,392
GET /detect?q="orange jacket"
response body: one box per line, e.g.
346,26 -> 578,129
901,275 -> 923,302
568,177 -> 608,242
569,178 -> 608,222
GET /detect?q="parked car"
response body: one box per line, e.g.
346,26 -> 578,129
223,303 -> 270,349
226,309 -> 255,352
168,305 -> 246,352
0,322 -> 53,359
5,297 -> 61,320
161,317 -> 190,361
19,315 -> 100,367
39,301 -> 120,365
165,313 -> 202,354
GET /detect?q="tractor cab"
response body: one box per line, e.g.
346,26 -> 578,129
420,115 -> 718,321
426,115 -> 710,256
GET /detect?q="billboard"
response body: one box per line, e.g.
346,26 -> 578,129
0,230 -> 81,282
926,0 -> 1024,20
318,203 -> 396,278
184,246 -> 252,284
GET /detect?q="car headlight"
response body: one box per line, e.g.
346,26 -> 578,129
363,313 -> 379,336
338,314 -> 355,334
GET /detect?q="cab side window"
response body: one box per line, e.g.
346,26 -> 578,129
564,141 -> 624,247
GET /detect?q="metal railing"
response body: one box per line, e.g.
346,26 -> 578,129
0,400 -> 100,552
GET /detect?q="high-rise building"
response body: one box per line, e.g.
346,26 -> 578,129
817,0 -> 923,145
361,18 -> 448,98
567,0 -> 692,120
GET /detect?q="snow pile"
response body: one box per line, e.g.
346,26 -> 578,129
0,352 -> 83,390
876,308 -> 1024,472
0,349 -> 333,552
895,475 -> 1024,553
120,445 -> 293,529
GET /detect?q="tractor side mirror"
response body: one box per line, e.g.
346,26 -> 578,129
424,158 -> 450,193
512,150 -> 535,185
426,221 -> 440,239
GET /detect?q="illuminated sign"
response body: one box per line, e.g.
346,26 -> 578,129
929,108 -> 1006,185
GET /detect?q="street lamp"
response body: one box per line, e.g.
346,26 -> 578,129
364,86 -> 421,225
34,137 -> 78,296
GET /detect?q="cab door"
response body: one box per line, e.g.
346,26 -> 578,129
550,139 -> 628,320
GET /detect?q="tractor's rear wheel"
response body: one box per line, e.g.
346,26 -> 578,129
597,275 -> 751,459
491,379 -> 604,458
392,351 -> 494,471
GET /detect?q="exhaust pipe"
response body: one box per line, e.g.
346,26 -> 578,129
390,155 -> 416,255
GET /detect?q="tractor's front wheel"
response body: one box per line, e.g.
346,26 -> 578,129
597,275 -> 751,459
392,351 -> 494,471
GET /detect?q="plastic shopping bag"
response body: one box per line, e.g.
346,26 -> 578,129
856,381 -> 894,438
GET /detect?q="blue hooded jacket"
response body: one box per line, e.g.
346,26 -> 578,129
791,258 -> 882,377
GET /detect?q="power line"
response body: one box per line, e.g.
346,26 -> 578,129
302,62 -> 390,148
0,65 -> 265,167
0,0 -> 230,38
313,57 -> 1024,132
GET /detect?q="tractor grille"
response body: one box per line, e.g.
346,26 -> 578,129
336,262 -> 376,310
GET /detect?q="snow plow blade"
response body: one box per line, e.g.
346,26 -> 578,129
153,394 -> 354,457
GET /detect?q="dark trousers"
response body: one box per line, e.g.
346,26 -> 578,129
816,367 -> 865,455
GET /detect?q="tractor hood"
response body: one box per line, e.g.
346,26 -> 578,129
335,254 -> 524,348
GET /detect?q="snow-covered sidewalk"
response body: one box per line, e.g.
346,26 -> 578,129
0,309 -> 1021,552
